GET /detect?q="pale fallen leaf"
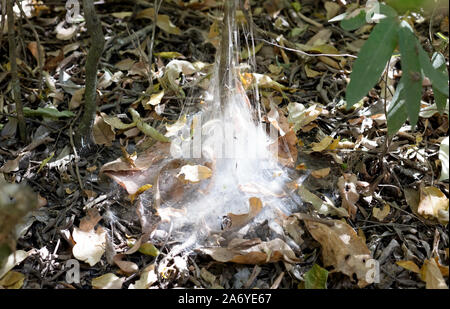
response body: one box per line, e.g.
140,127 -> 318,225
421,258 -> 448,289
287,103 -> 322,133
311,167 -> 331,178
372,204 -> 390,221
0,250 -> 28,279
311,136 -> 334,152
128,265 -> 158,289
92,273 -> 124,289
199,238 -> 300,264
439,136 -> 449,181
417,186 -> 449,224
142,90 -> 165,109
177,164 -> 212,183
55,21 -> 77,40
111,11 -> 132,19
72,211 -> 106,267
304,219 -> 372,288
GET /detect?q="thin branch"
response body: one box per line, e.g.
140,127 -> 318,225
7,0 -> 26,142
75,0 -> 105,149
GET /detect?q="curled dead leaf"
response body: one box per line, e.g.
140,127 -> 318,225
199,238 -> 300,265
304,219 -> 372,288
225,197 -> 263,230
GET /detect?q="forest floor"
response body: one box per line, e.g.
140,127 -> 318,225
0,0 -> 449,289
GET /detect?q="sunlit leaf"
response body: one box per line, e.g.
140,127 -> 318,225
439,136 -> 449,181
398,21 -> 422,128
346,17 -> 399,108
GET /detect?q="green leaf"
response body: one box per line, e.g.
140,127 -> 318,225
128,108 -> 170,143
304,264 -> 328,289
428,52 -> 449,113
385,0 -> 430,14
37,151 -> 55,173
346,17 -> 399,108
439,136 -> 449,181
291,1 -> 301,12
387,79 -> 408,136
340,9 -> 366,31
139,243 -> 159,257
398,21 -> 422,128
418,49 -> 449,99
23,107 -> 75,118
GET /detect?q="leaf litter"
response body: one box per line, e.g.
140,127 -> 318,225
0,0 -> 448,290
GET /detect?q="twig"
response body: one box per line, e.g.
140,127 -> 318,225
7,0 -> 26,142
69,124 -> 84,191
147,0 -> 163,90
297,11 -> 323,29
0,0 -> 6,46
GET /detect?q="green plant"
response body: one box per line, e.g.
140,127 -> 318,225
339,2 -> 449,136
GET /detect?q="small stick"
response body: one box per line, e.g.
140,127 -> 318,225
7,0 -> 26,142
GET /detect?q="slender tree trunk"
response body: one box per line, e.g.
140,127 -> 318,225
75,0 -> 105,149
218,0 -> 236,113
7,0 -> 26,142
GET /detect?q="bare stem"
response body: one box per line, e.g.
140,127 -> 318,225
218,0 -> 236,113
75,0 -> 105,149
7,0 -> 26,142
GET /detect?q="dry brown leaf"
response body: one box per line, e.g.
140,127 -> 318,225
311,167 -> 331,179
396,260 -> 421,273
199,238 -> 300,265
325,1 -> 341,20
0,155 -> 23,173
226,197 -> 263,230
79,208 -> 102,232
337,173 -> 360,220
27,41 -> 45,66
93,114 -> 115,146
69,87 -> 85,110
100,143 -> 170,195
372,204 -> 390,222
304,219 -> 372,287
113,254 -> 139,275
136,8 -> 182,35
421,258 -> 448,289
